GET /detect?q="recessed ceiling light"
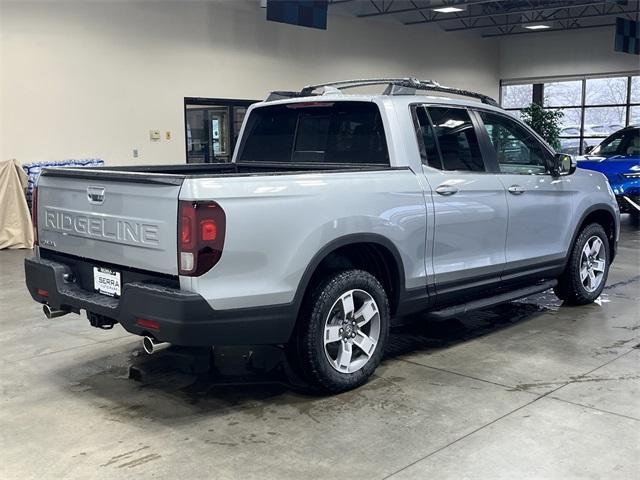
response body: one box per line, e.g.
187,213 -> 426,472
524,24 -> 551,30
432,6 -> 465,13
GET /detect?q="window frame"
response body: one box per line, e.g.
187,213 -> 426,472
499,72 -> 639,155
409,103 -> 496,174
471,108 -> 555,176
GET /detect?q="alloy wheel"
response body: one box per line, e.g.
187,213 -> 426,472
323,289 -> 381,374
580,235 -> 606,293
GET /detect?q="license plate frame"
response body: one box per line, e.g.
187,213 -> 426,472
93,267 -> 121,298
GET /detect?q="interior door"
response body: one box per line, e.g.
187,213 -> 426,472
414,105 -> 509,304
208,108 -> 230,162
473,109 -> 574,283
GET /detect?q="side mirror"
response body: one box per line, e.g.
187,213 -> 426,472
584,145 -> 595,154
554,153 -> 576,176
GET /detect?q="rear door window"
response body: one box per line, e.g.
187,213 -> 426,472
238,102 -> 389,165
414,106 -> 485,172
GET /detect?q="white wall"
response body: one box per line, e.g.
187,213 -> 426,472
0,0 -> 500,166
499,26 -> 639,81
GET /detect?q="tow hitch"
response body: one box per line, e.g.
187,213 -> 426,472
87,312 -> 116,330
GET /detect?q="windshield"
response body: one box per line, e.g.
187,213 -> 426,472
590,128 -> 639,157
237,101 -> 389,165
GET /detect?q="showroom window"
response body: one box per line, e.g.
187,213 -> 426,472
501,84 -> 534,118
500,74 -> 639,154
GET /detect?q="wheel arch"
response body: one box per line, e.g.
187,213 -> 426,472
568,204 -> 618,264
292,234 -> 407,318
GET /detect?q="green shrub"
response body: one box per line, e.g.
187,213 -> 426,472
520,103 -> 564,150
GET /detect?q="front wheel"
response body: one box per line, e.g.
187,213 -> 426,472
554,223 -> 610,305
290,269 -> 390,393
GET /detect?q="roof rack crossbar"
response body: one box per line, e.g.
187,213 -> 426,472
266,78 -> 499,107
300,77 -> 437,93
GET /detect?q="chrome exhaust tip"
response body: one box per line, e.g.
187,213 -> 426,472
142,336 -> 171,355
43,304 -> 69,319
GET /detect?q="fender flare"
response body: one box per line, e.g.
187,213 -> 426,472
565,203 -> 619,265
291,233 -> 407,315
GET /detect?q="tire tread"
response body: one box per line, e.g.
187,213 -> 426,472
554,223 -> 609,305
292,269 -> 389,393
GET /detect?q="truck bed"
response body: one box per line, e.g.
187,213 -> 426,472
35,161 -> 409,277
42,162 -> 397,185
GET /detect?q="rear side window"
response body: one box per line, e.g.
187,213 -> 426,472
414,106 -> 485,172
238,102 -> 389,165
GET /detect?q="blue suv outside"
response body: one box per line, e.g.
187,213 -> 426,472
578,126 -> 640,219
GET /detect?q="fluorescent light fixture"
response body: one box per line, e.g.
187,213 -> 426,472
432,6 -> 465,13
524,24 -> 551,30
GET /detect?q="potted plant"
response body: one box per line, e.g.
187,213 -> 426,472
520,103 -> 564,150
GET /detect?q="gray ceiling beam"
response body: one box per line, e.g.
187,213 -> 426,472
443,5 -> 638,31
481,21 -> 616,37
357,0 -> 500,18
403,0 -> 609,25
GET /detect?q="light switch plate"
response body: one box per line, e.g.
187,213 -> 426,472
165,131 -> 171,140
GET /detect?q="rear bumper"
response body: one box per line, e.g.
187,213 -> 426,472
24,256 -> 296,346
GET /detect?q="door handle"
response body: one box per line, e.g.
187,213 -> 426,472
508,185 -> 525,195
435,185 -> 459,196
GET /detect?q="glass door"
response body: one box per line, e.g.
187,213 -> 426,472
184,98 -> 257,163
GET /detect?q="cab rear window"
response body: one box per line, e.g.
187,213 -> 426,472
238,102 -> 390,165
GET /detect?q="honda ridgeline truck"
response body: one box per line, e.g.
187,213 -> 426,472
25,79 -> 620,392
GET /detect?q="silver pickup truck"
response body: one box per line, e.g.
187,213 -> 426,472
25,78 -> 620,393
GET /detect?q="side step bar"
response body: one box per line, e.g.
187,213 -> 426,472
427,279 -> 558,320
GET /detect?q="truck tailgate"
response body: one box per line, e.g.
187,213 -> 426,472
37,169 -> 182,275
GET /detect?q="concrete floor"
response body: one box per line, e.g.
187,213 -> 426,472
1,217 -> 638,480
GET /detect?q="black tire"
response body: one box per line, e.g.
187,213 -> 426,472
289,269 -> 390,394
554,223 -> 610,305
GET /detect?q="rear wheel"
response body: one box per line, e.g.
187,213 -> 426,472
554,223 -> 610,305
290,269 -> 389,393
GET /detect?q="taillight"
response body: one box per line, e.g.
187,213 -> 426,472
178,200 -> 226,276
31,187 -> 38,246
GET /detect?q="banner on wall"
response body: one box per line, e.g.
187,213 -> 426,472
614,17 -> 639,55
266,0 -> 328,30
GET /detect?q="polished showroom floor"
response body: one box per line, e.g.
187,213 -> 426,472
1,217 -> 638,479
